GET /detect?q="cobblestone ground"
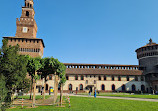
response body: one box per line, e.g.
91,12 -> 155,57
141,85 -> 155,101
13,96 -> 54,106
36,96 -> 54,105
13,99 -> 32,106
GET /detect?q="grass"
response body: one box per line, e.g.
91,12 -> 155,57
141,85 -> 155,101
7,96 -> 158,111
15,95 -> 51,100
79,93 -> 158,99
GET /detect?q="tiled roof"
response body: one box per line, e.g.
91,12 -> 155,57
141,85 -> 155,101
66,68 -> 143,75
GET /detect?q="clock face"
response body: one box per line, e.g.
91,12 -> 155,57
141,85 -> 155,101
23,27 -> 28,33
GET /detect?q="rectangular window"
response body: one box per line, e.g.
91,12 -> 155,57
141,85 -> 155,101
135,76 -> 138,81
141,76 -> 144,81
112,76 -> 114,81
98,76 -> 101,80
118,76 -> 121,81
86,80 -> 88,84
104,76 -> 106,80
94,80 -> 96,84
81,75 -> 84,80
49,75 -> 52,80
75,75 -> 78,80
66,75 -> 69,80
127,76 -> 129,81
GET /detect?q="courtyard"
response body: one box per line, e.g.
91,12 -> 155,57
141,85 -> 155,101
6,93 -> 158,111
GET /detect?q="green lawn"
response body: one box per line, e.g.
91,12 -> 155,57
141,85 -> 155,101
79,93 -> 158,99
15,95 -> 51,100
7,96 -> 158,111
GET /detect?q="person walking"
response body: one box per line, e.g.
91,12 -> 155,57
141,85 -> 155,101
94,90 -> 96,98
89,90 -> 91,96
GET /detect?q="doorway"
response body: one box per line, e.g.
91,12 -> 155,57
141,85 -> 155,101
89,87 -> 92,92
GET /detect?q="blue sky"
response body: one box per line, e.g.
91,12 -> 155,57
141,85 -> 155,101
0,0 -> 158,65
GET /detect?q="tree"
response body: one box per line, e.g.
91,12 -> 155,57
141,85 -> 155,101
15,55 -> 29,95
39,57 -> 66,104
57,63 -> 66,106
16,78 -> 30,95
39,58 -> 53,100
0,74 -> 8,111
27,57 -> 42,107
52,58 -> 66,104
1,39 -> 28,102
0,39 -> 29,110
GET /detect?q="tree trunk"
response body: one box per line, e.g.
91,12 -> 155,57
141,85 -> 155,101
30,77 -> 33,100
32,80 -> 36,107
32,71 -> 37,108
53,72 -> 58,104
11,93 -> 14,103
43,78 -> 46,100
60,84 -> 63,106
11,88 -> 15,104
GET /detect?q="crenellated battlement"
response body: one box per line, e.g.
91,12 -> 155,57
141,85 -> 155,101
16,18 -> 36,26
64,63 -> 139,70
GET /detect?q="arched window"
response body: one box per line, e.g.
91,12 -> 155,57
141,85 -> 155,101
46,84 -> 48,90
26,11 -> 29,17
141,85 -> 145,91
68,84 -> 72,91
112,84 -> 115,91
122,84 -> 126,91
98,76 -> 101,80
80,84 -> 83,90
132,84 -> 136,91
101,84 -> 105,90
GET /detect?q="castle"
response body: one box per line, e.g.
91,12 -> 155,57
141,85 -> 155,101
3,0 -> 158,93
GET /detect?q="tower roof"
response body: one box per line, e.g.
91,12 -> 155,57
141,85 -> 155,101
135,38 -> 158,52
144,38 -> 157,47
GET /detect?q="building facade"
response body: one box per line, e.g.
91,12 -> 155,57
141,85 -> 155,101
38,64 -> 148,93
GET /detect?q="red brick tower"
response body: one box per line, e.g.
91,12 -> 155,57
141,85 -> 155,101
3,0 -> 45,58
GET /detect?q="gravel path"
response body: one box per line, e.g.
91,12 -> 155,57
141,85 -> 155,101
70,94 -> 158,102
